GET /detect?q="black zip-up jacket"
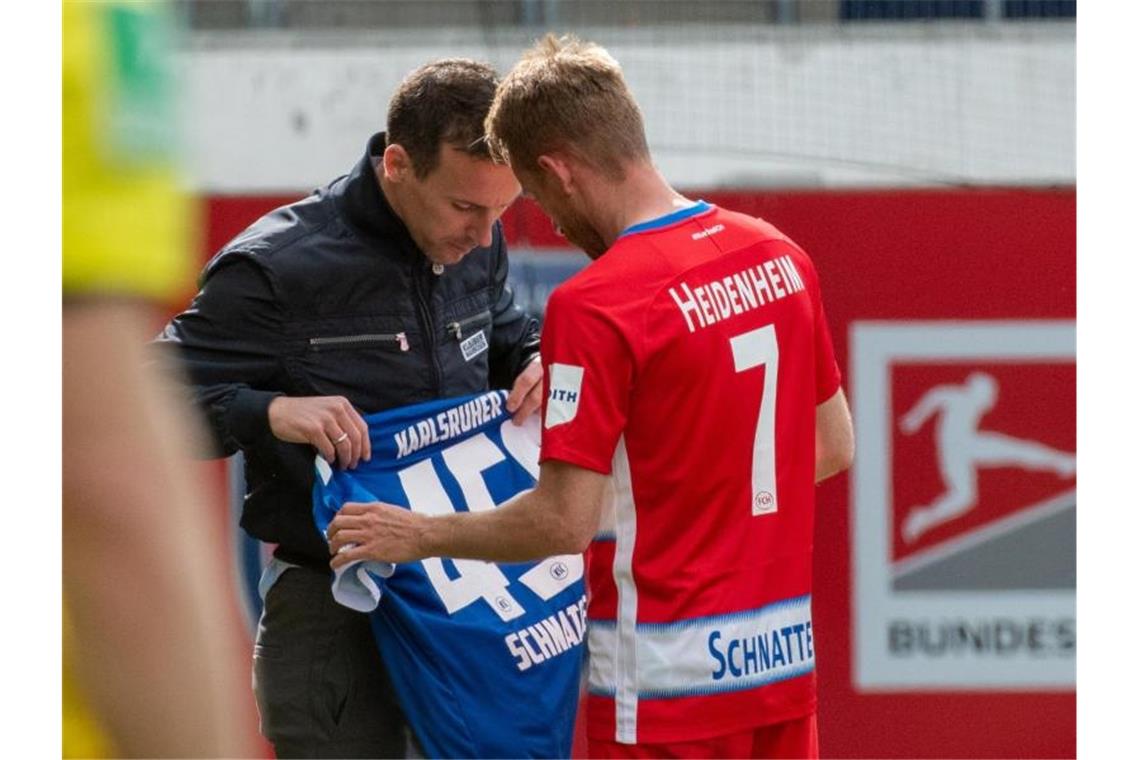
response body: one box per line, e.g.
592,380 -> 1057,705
156,133 -> 540,566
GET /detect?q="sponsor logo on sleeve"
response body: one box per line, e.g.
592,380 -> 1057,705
546,363 -> 584,429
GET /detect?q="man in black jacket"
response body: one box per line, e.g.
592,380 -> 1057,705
155,59 -> 542,758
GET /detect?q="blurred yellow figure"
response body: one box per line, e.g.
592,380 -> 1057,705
63,0 -> 192,298
63,1 -> 257,757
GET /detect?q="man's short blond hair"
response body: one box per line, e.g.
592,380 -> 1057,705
485,34 -> 650,179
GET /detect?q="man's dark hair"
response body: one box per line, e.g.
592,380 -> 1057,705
386,59 -> 498,178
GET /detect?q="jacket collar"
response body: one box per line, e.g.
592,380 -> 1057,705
338,132 -> 416,246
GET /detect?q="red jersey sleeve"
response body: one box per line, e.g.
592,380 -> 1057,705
538,284 -> 635,474
813,287 -> 842,403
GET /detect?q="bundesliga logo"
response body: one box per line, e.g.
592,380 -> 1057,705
850,320 -> 1075,690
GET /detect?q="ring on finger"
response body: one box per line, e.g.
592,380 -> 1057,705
333,432 -> 349,445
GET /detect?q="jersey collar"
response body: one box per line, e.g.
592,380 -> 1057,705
619,200 -> 713,238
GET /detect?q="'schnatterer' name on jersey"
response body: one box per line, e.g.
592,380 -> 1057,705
669,254 -> 805,333
505,597 -> 588,672
395,392 -> 504,459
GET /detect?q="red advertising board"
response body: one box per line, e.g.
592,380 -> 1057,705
203,188 -> 1075,758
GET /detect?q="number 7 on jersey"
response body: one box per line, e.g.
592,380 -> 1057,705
730,324 -> 779,516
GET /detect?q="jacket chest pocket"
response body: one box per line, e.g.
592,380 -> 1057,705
297,328 -> 428,408
445,309 -> 492,363
308,332 -> 410,353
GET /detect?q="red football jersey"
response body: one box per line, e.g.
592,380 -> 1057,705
538,202 -> 842,744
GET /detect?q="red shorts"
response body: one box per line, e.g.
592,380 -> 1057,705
587,713 -> 818,759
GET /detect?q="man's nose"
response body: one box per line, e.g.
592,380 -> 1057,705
470,211 -> 495,249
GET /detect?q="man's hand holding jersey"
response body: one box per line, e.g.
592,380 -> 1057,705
328,501 -> 429,567
327,459 -> 607,569
505,354 -> 543,426
268,395 -> 371,470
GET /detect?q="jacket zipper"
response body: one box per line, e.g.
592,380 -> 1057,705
447,309 -> 492,340
413,265 -> 441,394
309,333 -> 409,351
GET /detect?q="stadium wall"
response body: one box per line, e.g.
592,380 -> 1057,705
179,22 -> 1074,191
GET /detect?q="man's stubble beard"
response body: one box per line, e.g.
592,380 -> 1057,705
561,214 -> 609,260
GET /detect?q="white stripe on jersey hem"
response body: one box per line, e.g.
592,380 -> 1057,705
588,594 -> 815,700
611,437 -> 639,744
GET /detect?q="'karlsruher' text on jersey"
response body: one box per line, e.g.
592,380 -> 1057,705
393,391 -> 504,459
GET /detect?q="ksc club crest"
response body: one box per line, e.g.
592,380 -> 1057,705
851,321 -> 1075,690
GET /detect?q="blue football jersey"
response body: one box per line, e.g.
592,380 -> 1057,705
312,391 -> 586,759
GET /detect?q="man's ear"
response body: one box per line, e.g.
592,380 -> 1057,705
536,154 -> 575,195
382,144 -> 412,183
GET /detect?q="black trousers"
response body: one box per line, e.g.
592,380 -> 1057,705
253,565 -> 410,758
